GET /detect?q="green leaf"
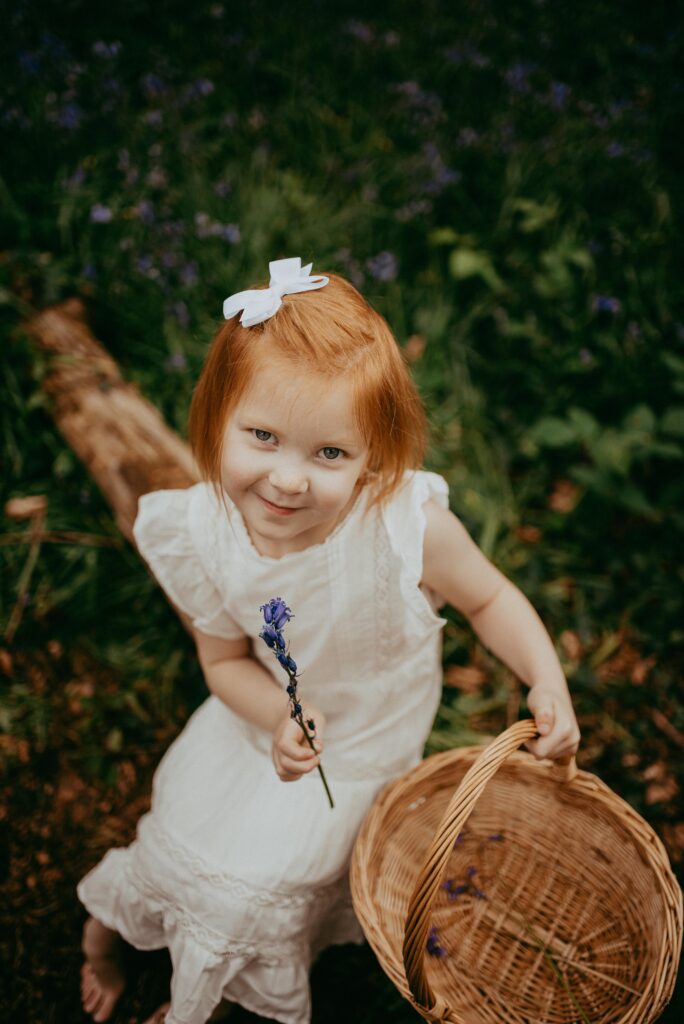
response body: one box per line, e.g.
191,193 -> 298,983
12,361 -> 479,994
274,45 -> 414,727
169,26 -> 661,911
567,407 -> 600,442
661,407 -> 684,437
624,404 -> 656,434
528,417 -> 576,447
511,197 -> 558,233
429,228 -> 461,246
449,248 -> 504,292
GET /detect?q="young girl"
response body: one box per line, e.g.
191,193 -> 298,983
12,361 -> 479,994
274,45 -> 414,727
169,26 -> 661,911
78,258 -> 580,1024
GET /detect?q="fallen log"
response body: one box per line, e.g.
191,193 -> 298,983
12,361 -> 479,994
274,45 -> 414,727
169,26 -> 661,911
25,298 -> 198,542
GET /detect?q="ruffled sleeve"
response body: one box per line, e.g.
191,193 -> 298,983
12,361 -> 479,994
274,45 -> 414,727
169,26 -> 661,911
382,470 -> 450,626
132,485 -> 245,641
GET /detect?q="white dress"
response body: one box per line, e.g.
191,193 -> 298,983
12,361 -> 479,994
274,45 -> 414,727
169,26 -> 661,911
77,470 -> 448,1024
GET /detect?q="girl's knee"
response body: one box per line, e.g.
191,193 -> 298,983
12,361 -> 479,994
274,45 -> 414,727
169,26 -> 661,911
82,915 -> 118,959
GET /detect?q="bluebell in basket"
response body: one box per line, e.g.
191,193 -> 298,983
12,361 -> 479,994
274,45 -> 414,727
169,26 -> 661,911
259,598 -> 334,809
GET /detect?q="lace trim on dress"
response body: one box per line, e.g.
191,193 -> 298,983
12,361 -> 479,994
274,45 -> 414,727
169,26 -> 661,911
127,856 -> 304,965
144,818 -> 351,911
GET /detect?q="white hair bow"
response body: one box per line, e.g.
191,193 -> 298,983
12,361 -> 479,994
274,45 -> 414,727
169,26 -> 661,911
222,257 -> 329,328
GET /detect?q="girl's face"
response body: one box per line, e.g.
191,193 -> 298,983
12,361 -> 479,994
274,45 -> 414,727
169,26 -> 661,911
220,361 -> 369,558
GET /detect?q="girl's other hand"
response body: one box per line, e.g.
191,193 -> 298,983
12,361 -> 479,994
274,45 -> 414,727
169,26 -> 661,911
271,707 -> 325,782
525,683 -> 581,762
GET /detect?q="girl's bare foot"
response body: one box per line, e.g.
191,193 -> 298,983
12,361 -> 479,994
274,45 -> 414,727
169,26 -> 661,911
80,916 -> 126,1022
141,998 -> 234,1023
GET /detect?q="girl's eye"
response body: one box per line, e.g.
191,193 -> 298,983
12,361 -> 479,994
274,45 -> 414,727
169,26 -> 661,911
254,429 -> 274,442
320,446 -> 343,461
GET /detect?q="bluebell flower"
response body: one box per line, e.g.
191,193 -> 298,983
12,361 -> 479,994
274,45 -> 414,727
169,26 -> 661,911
260,624 -> 278,648
592,294 -> 622,315
90,203 -> 113,224
366,251 -> 399,282
426,926 -> 446,957
258,597 -> 333,808
262,597 -> 292,629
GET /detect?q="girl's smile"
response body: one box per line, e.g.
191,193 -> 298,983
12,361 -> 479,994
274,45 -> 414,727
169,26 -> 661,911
220,362 -> 369,557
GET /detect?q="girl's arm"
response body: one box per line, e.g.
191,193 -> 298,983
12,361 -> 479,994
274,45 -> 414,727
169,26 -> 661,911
421,500 -> 580,761
191,629 -> 323,781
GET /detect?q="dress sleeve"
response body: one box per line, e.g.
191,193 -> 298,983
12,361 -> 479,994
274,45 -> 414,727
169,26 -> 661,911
132,487 -> 245,641
382,470 -> 450,622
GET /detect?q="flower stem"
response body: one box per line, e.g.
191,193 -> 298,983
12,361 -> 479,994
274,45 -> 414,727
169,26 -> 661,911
296,714 -> 334,808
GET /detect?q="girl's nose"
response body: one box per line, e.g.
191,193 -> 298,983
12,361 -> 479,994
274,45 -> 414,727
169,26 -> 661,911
268,462 -> 308,495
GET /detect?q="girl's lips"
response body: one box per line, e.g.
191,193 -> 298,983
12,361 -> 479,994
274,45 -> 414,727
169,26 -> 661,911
258,495 -> 300,517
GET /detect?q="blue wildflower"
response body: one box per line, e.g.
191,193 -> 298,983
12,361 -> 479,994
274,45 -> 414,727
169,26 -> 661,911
426,926 -> 446,957
57,103 -> 83,130
366,251 -> 399,282
592,295 -> 622,315
90,203 -> 113,224
262,598 -> 292,629
258,597 -> 334,807
260,624 -> 278,649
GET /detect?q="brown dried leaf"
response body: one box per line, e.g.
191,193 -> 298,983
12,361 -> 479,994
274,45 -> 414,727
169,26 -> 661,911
0,648 -> 13,677
631,656 -> 655,686
403,334 -> 426,363
645,778 -> 679,805
444,665 -> 486,693
560,630 -> 582,660
5,495 -> 48,520
548,479 -> 580,513
661,823 -> 684,864
514,525 -> 542,544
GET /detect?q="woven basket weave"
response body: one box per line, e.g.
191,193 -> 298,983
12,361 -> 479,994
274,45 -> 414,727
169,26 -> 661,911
350,720 -> 682,1024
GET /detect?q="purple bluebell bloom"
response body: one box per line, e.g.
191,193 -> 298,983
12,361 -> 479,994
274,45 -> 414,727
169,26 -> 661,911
592,294 -> 622,315
57,103 -> 83,130
366,251 -> 399,282
427,926 -> 446,957
260,624 -> 278,648
258,598 -> 334,807
90,203 -> 113,224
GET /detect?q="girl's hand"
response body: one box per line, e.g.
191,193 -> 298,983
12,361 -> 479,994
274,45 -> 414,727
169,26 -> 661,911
525,683 -> 581,762
271,706 -> 325,782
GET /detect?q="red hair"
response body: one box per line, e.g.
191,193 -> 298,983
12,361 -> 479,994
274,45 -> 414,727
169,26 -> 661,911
188,272 -> 426,508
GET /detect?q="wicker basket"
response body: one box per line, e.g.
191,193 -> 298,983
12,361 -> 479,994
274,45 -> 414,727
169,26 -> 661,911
350,720 -> 682,1024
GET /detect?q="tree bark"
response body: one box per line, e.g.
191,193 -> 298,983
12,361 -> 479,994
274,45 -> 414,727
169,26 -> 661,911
25,298 -> 198,542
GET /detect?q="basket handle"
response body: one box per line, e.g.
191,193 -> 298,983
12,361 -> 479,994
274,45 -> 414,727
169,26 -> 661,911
402,720 -> 576,1016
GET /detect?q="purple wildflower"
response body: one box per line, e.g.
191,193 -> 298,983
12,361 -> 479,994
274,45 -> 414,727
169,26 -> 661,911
92,41 -> 121,58
487,833 -> 504,842
18,51 -> 41,75
141,72 -> 167,98
427,927 -> 446,957
144,110 -> 163,127
504,62 -> 536,93
550,81 -> 570,110
592,295 -> 622,315
172,301 -> 190,329
607,142 -> 626,158
366,251 -> 399,282
466,866 -> 477,878
220,224 -> 241,244
165,352 -> 188,372
345,20 -> 373,43
180,261 -> 199,287
57,103 -> 82,130
82,262 -> 97,280
90,203 -> 113,224
135,199 -> 155,225
258,599 -> 334,807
